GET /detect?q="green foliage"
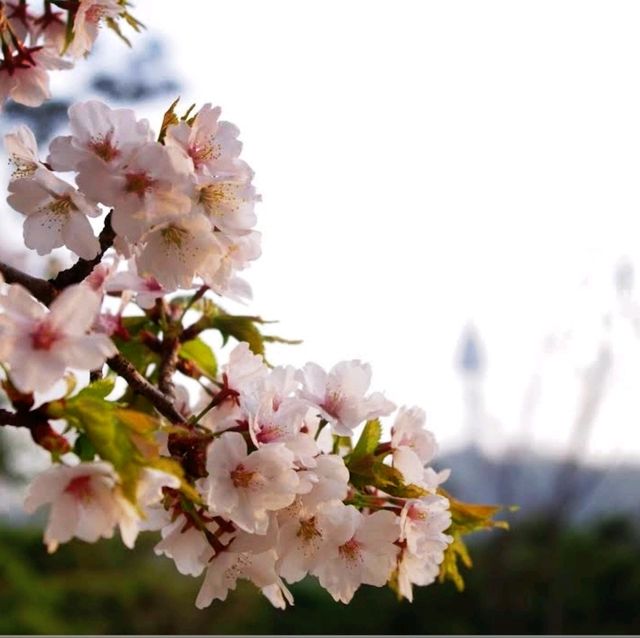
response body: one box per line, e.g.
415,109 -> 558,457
438,492 -> 510,591
112,316 -> 160,376
0,517 -> 638,634
179,339 -> 217,379
345,421 -> 427,499
47,379 -> 169,501
349,419 -> 381,462
212,314 -> 270,356
158,97 -> 181,143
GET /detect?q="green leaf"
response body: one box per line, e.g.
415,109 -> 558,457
447,492 -> 510,534
179,339 -> 217,378
349,419 -> 382,463
437,491 -> 511,590
47,380 -> 164,501
346,432 -> 427,498
370,462 -> 427,498
72,433 -> 97,462
212,315 -> 266,355
158,97 -> 181,143
112,316 -> 160,376
105,16 -> 132,46
438,534 -> 473,592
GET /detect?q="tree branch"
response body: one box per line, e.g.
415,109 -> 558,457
0,212 -> 115,304
158,335 -> 180,398
0,213 -> 186,426
0,408 -> 24,427
107,353 -> 186,424
50,211 -> 115,290
0,261 -> 57,305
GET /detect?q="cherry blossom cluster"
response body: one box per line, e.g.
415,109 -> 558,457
21,340 -> 453,606
0,0 -> 505,612
0,0 -> 141,108
6,98 -> 261,300
0,262 -> 458,606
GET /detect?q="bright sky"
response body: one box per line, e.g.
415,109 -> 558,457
124,0 -> 640,463
9,0 -> 640,465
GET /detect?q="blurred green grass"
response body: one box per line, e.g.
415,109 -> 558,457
0,516 -> 639,634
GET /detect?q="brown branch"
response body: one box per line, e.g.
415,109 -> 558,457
0,408 -> 24,427
0,261 -> 57,305
0,213 -> 188,428
139,330 -> 202,379
158,335 -> 180,398
50,211 -> 115,290
0,212 -> 115,304
107,353 -> 185,424
0,408 -> 71,454
180,315 -> 211,342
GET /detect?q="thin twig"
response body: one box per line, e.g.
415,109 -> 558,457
107,353 -> 186,424
0,261 -> 57,305
158,335 -> 180,398
0,408 -> 24,427
0,214 -> 186,426
50,212 -> 115,290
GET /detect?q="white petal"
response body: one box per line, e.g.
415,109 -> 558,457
61,212 -> 100,259
49,285 -> 101,334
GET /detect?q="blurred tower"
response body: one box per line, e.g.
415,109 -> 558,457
456,324 -> 487,449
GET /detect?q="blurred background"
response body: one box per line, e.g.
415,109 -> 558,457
1,0 -> 640,633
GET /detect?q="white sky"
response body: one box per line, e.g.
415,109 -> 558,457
125,1 -> 640,464
10,0 -> 640,465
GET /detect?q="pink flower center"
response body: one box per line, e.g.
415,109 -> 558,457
89,132 -> 119,162
64,475 -> 93,501
297,516 -> 321,542
230,463 -> 256,488
85,4 -> 107,23
256,423 -> 282,444
143,276 -> 163,292
188,140 -> 218,168
124,171 -> 155,197
408,504 -> 427,521
338,537 -> 362,564
321,391 -> 344,419
30,320 -> 59,350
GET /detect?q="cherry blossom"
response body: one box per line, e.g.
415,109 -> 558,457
165,103 -> 243,179
8,169 -> 101,259
4,124 -> 40,179
396,496 -> 452,601
154,514 -> 216,577
4,1 -> 35,43
298,453 -> 349,510
224,342 -> 269,396
196,548 -> 282,609
275,459 -> 352,586
105,264 -> 170,309
312,504 -> 400,603
390,406 -> 438,484
299,360 -> 396,436
135,214 -> 220,290
116,468 -> 181,549
198,432 -> 301,534
194,173 -> 259,237
247,398 -> 320,468
202,230 -> 262,301
0,45 -> 72,108
66,0 -> 122,60
24,461 -> 121,553
48,100 -> 153,172
0,46 -> 483,607
399,496 -> 452,557
77,141 -> 192,243
0,283 -> 116,392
